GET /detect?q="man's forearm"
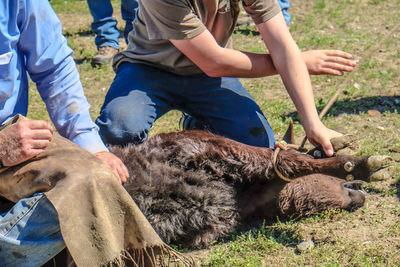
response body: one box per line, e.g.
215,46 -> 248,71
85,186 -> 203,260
203,48 -> 279,78
170,30 -> 279,78
257,14 -> 321,130
275,49 -> 321,128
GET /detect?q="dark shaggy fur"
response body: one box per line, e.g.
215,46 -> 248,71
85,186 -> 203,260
109,130 -> 372,248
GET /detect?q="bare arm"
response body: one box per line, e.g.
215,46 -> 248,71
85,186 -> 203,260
257,14 -> 319,130
170,31 -> 355,78
257,13 -> 342,155
170,30 -> 277,78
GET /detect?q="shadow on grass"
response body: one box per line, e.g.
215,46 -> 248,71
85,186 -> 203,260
64,28 -> 126,38
395,181 -> 400,202
74,58 -> 89,65
233,28 -> 260,36
284,96 -> 400,121
63,29 -> 94,37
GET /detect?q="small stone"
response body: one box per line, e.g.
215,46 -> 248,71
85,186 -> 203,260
376,126 -> 385,131
367,109 -> 381,118
353,82 -> 360,90
296,239 -> 315,253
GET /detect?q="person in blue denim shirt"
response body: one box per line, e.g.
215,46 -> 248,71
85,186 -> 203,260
87,0 -> 138,66
0,0 -> 128,265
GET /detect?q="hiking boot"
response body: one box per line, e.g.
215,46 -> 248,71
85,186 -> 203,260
92,46 -> 118,66
179,112 -> 209,131
179,113 -> 195,130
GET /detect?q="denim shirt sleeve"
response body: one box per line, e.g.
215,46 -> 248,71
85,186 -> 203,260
17,0 -> 108,154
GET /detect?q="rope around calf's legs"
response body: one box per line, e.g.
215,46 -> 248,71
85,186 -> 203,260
273,141 -> 298,182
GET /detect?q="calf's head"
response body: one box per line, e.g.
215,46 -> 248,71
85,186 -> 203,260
278,174 -> 366,218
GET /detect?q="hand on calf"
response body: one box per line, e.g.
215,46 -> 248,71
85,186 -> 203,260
94,151 -> 129,184
303,120 -> 343,157
0,120 -> 53,167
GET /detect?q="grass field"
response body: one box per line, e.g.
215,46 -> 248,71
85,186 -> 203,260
40,0 -> 400,265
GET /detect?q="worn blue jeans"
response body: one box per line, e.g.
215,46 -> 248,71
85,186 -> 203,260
0,193 -> 64,266
278,0 -> 291,26
96,63 -> 276,148
86,0 -> 138,48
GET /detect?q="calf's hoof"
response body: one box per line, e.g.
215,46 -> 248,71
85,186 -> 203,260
367,155 -> 393,172
366,155 -> 394,181
368,166 -> 395,181
331,134 -> 359,155
342,155 -> 393,182
308,134 -> 359,158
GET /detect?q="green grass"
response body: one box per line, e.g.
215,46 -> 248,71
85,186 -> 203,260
33,0 -> 400,265
207,222 -> 301,266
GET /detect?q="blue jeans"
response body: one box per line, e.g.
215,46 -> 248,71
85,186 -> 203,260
96,63 -> 276,148
278,0 -> 291,26
86,0 -> 138,48
0,193 -> 65,266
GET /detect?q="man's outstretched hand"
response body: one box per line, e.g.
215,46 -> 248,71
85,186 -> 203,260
0,120 -> 54,167
94,151 -> 129,184
302,50 -> 357,76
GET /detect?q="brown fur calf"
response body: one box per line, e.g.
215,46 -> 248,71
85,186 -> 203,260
109,130 -> 387,248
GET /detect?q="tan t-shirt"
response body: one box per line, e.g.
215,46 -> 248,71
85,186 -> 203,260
113,0 -> 281,76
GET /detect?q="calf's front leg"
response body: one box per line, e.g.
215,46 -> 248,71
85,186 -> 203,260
274,150 -> 392,182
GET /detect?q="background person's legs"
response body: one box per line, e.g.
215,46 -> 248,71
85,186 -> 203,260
87,0 -> 120,49
86,0 -> 120,65
121,0 -> 138,43
0,193 -> 65,266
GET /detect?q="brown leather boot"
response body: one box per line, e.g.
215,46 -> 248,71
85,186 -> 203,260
92,46 -> 118,66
